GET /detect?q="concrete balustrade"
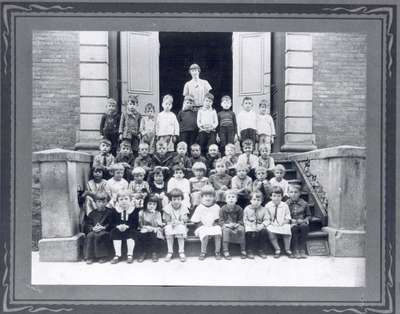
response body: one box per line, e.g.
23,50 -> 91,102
32,148 -> 92,261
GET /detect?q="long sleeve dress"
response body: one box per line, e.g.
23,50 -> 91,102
219,204 -> 245,244
265,201 -> 292,235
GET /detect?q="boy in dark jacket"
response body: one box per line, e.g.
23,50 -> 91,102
100,98 -> 120,156
177,95 -> 198,150
216,95 -> 237,150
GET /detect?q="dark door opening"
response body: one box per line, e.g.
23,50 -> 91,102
159,32 -> 233,113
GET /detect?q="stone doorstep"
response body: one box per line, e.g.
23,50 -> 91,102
39,233 -> 85,262
322,227 -> 365,257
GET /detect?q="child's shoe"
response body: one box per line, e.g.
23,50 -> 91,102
151,252 -> 158,262
223,251 -> 232,260
299,250 -> 307,259
164,253 -> 173,262
86,259 -> 94,265
98,258 -> 107,264
127,255 -> 134,263
294,250 -> 301,259
273,250 -> 281,258
198,252 -> 206,261
247,251 -> 255,259
110,256 -> 120,264
286,250 -> 294,258
137,253 -> 146,263
240,251 -> 247,259
179,253 -> 186,262
215,252 -> 222,260
258,250 -> 267,259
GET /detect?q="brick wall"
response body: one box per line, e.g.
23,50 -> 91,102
312,33 -> 367,148
32,31 -> 80,152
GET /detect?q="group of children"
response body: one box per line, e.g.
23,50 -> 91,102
82,88 -> 311,265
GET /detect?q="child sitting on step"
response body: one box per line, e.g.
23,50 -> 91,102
105,163 -> 129,208
83,191 -> 113,264
252,166 -> 273,206
231,162 -> 253,209
92,139 -> 115,179
115,140 -> 135,182
172,141 -> 192,177
269,164 -> 289,201
162,188 -> 189,262
151,140 -> 176,180
82,166 -> 108,216
110,190 -> 139,264
189,162 -> 210,209
208,159 -> 232,206
191,186 -> 222,260
167,164 -> 191,209
205,144 -> 221,175
237,139 -> 259,180
257,144 -> 275,179
189,143 -> 207,166
128,167 -> 150,209
148,166 -> 168,208
221,143 -> 238,177
265,186 -> 292,258
133,142 -> 153,178
287,184 -> 311,259
137,194 -> 164,263
219,190 -> 246,260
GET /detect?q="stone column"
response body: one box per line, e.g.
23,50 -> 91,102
75,31 -> 110,152
281,33 -> 317,152
33,149 -> 92,261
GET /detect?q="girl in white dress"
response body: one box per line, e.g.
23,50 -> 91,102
191,186 -> 222,260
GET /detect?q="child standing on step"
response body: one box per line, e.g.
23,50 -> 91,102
191,186 -> 222,260
139,102 -> 157,153
243,191 -> 270,259
105,163 -> 129,208
110,190 -> 138,264
99,98 -> 120,156
137,194 -> 164,263
269,164 -> 290,201
287,184 -> 311,259
177,95 -> 198,149
216,95 -> 238,149
92,139 -> 115,179
119,95 -> 141,156
196,92 -> 218,155
256,99 -> 275,152
265,186 -> 292,258
237,96 -> 257,146
156,94 -> 180,152
83,191 -> 113,264
163,188 -> 189,262
219,190 -> 246,260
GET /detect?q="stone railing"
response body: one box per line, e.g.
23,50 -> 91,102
290,146 -> 366,257
32,149 -> 92,261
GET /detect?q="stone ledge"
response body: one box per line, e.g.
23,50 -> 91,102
322,227 -> 365,257
290,145 -> 366,161
39,233 -> 85,262
33,148 -> 92,163
280,143 -> 318,153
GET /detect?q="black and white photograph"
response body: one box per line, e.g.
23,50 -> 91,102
31,30 -> 367,286
0,1 -> 398,312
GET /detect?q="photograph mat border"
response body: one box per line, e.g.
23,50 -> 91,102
0,1 -> 395,311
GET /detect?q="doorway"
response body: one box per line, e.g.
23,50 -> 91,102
159,32 -> 233,113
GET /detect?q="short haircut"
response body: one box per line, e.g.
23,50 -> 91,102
189,63 -> 201,72
242,96 -> 253,104
191,143 -> 201,150
110,163 -> 125,171
236,162 -> 249,172
116,189 -> 132,200
99,139 -> 111,146
168,188 -> 184,199
259,99 -> 270,107
132,167 -> 146,176
120,140 -> 131,149
214,158 -> 225,167
225,143 -> 236,152
258,144 -> 270,152
204,92 -> 214,102
94,191 -> 110,202
208,144 -> 219,151
221,95 -> 231,102
177,141 -> 188,150
145,194 -> 160,211
163,94 -> 173,103
242,139 -> 254,147
288,184 -> 301,192
192,161 -> 207,172
156,140 -> 167,148
151,166 -> 165,180
128,95 -> 139,104
92,165 -> 105,174
201,185 -> 216,197
274,164 -> 286,173
255,166 -> 267,174
172,164 -> 185,173
271,186 -> 284,196
251,190 -> 264,200
106,98 -> 117,106
144,102 -> 155,112
139,142 -> 149,149
224,189 -> 237,198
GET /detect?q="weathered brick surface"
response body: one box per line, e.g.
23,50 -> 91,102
32,31 -> 80,151
312,33 -> 367,148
